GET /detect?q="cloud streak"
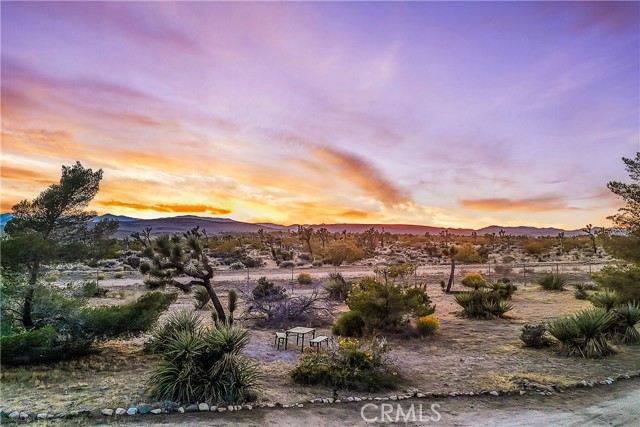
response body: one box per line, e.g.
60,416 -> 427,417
99,201 -> 231,215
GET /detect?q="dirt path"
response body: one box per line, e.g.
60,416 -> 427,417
84,378 -> 639,426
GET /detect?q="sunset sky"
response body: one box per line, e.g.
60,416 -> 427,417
2,2 -> 638,229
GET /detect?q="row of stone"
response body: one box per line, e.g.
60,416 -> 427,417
100,402 -> 255,416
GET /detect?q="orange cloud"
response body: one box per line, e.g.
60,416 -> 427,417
311,146 -> 411,207
1,165 -> 51,183
99,200 -> 231,215
459,197 -> 579,213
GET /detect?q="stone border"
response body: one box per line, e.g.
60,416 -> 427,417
2,372 -> 638,422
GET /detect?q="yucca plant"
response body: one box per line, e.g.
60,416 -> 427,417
455,290 -> 512,319
589,289 -> 621,312
538,274 -> 567,291
520,323 -> 551,348
149,323 -> 260,404
608,302 -> 640,345
489,280 -> 517,300
547,308 -> 616,358
146,310 -> 203,353
228,289 -> 238,326
194,287 -> 211,310
324,272 -> 352,301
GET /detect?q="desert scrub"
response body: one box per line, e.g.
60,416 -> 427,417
146,310 -> 204,353
324,272 -> 352,301
574,284 -> 588,300
520,323 -> 551,348
489,279 -> 517,299
332,310 -> 365,337
416,315 -> 439,336
291,336 -> 399,391
547,308 -> 616,358
454,290 -> 513,319
113,272 -> 124,279
252,277 -> 286,300
608,302 -> 640,345
43,272 -> 60,283
589,289 -> 622,312
297,272 -> 313,284
149,322 -> 260,404
460,272 -> 487,290
229,261 -> 246,270
78,280 -> 109,298
537,273 -> 567,291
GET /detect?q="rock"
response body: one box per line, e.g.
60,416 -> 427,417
227,405 -> 234,411
490,391 -> 499,396
321,399 -> 328,404
127,407 -> 138,415
185,404 -> 199,413
8,412 -> 19,419
19,412 -> 28,420
234,405 -> 242,411
520,391 -> 526,395
198,403 -> 209,411
606,377 -> 614,383
243,405 -> 253,411
375,397 -> 382,401
177,407 -> 185,414
390,396 -> 398,401
449,392 -> 457,397
151,409 -> 162,415
469,392 -> 474,396
266,403 -> 276,408
210,406 -> 218,412
138,405 -> 151,415
347,397 -> 354,402
327,398 -> 334,403
312,398 -> 322,404
101,409 -> 114,416
163,401 -> 180,412
37,413 -> 48,420
297,403 -> 304,408
335,400 -> 341,403
218,407 -> 227,412
416,393 -> 426,398
354,397 -> 362,402
115,408 -> 126,416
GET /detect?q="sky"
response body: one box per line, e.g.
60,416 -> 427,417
1,2 -> 638,229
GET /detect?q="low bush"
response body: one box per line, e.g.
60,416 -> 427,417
229,261 -> 246,270
291,337 -> 399,391
454,290 -> 513,319
460,272 -> 487,290
538,274 -> 567,291
493,265 -> 513,275
575,288 -> 588,300
252,277 -> 286,300
77,281 -> 109,298
0,326 -> 58,365
416,315 -> 439,335
609,302 -> 640,345
113,272 -> 124,279
146,310 -> 203,353
489,279 -> 517,300
547,308 -> 616,358
149,323 -> 260,404
520,323 -> 551,348
589,289 -> 622,312
279,261 -> 295,269
297,273 -> 313,285
332,311 -> 365,337
324,272 -> 352,301
593,265 -> 640,302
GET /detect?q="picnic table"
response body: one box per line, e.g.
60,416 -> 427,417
286,326 -> 316,353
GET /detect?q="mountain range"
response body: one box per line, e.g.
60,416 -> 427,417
0,213 -> 586,237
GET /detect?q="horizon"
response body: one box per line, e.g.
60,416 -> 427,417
2,2 -> 638,229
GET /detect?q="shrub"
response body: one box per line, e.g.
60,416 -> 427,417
291,336 -> 399,391
297,273 -> 313,285
589,289 -> 622,312
575,288 -> 588,300
538,274 -> 567,291
520,323 -> 551,348
149,323 -> 260,404
493,265 -> 512,275
279,261 -> 295,269
324,272 -> 352,301
452,244 -> 485,263
252,277 -> 286,300
194,287 -> 211,310
96,273 -> 106,280
312,260 -> 323,267
0,326 -> 58,365
454,289 -> 513,319
460,272 -> 487,290
114,272 -> 124,279
78,281 -> 109,298
489,279 -> 517,300
229,261 -> 246,270
592,265 -> 640,302
146,310 -> 204,353
547,308 -> 616,358
332,311 -> 365,337
609,302 -> 640,345
416,315 -> 439,335
347,278 -> 435,332
326,241 -> 365,266
43,273 -> 59,283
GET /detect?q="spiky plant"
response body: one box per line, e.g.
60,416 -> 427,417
146,310 -> 203,353
149,323 -> 260,404
454,290 -> 512,319
547,308 -> 616,358
609,302 -> 640,345
489,280 -> 517,300
520,323 -> 551,348
589,289 -> 622,312
194,287 -> 211,310
324,272 -> 352,301
538,274 -> 567,291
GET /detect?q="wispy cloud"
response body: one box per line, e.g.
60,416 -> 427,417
459,196 -> 580,213
99,200 -> 231,215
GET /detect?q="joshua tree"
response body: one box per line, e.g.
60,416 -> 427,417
582,224 -> 600,253
258,229 -> 278,260
444,246 -> 459,293
316,227 -> 330,249
557,232 -> 565,255
485,232 -> 497,250
439,229 -> 451,247
138,227 -> 228,323
297,225 -> 314,256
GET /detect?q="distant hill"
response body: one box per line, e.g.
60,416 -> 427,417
0,213 -> 587,237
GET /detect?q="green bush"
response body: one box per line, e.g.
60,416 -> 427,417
291,337 -> 399,391
146,310 -> 203,353
229,261 -> 245,270
252,277 -> 286,300
324,272 -> 352,301
460,272 -> 487,290
332,311 -> 365,337
593,265 -> 640,302
113,272 -> 124,279
194,287 -> 211,310
78,281 -> 109,298
538,274 -> 567,291
149,323 -> 260,404
589,289 -> 622,312
489,279 -> 517,300
520,323 -> 551,348
575,288 -> 588,300
297,273 -> 313,284
547,308 -> 616,358
454,289 -> 513,319
0,326 -> 58,365
609,302 -> 640,345
347,278 -> 435,332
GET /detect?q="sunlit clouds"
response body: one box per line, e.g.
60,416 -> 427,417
1,2 -> 638,228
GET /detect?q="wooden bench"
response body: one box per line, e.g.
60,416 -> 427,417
275,332 -> 288,350
309,335 -> 328,352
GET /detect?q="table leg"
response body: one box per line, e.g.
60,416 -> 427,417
285,332 -> 289,350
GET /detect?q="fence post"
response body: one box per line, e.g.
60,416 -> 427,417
523,263 -> 526,285
488,261 -> 491,275
556,263 -> 559,274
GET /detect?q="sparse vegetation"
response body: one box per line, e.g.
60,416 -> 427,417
520,323 -> 551,348
538,273 -> 567,291
297,272 -> 313,284
324,272 -> 352,301
547,308 -> 616,358
332,310 -> 365,337
416,315 -> 439,336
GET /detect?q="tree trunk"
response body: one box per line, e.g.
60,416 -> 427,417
445,259 -> 456,293
22,261 -> 40,329
204,280 -> 227,324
